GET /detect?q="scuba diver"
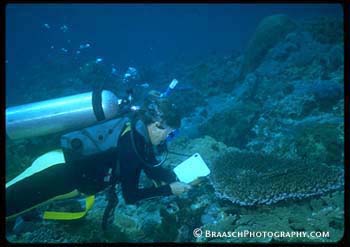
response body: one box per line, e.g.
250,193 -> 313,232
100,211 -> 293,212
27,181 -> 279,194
6,79 -> 191,232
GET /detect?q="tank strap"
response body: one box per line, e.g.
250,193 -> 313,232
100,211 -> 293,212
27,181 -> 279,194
92,88 -> 106,121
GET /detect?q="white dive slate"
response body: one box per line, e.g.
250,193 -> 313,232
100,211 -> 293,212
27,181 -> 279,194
173,153 -> 210,183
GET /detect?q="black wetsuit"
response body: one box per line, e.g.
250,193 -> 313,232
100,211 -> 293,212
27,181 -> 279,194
6,122 -> 176,218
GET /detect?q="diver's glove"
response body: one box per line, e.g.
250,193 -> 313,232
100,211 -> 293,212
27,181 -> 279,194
169,182 -> 192,196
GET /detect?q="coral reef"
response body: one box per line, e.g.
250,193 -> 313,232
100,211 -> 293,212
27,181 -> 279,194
240,14 -> 296,79
210,150 -> 343,206
6,136 -> 344,243
292,79 -> 343,112
167,90 -> 206,119
183,53 -> 242,96
302,16 -> 343,45
294,122 -> 343,165
198,101 -> 260,148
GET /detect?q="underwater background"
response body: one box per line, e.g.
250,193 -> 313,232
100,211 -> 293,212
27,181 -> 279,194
6,3 -> 344,243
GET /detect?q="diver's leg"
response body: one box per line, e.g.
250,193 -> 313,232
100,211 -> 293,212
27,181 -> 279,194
6,163 -> 77,220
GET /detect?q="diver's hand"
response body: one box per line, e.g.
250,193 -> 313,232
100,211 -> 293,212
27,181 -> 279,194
170,182 -> 192,196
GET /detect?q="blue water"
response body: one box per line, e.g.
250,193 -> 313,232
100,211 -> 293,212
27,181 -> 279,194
6,4 -> 341,96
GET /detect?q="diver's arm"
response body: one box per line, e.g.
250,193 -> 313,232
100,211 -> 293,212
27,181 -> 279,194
120,166 -> 173,204
118,127 -> 175,204
143,165 -> 177,185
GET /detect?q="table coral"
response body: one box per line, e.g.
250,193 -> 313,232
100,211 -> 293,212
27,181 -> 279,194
210,151 -> 343,206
